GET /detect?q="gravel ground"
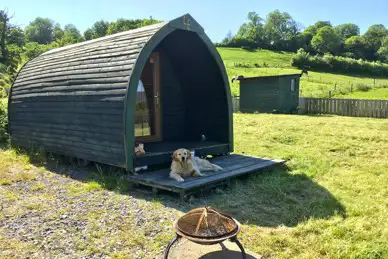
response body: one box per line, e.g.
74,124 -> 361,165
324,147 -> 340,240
0,162 -> 189,259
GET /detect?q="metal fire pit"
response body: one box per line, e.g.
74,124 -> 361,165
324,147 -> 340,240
164,207 -> 246,259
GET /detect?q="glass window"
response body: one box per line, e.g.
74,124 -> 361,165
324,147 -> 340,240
290,79 -> 296,92
135,80 -> 151,137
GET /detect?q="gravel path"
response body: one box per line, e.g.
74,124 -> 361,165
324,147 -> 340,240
0,163 -> 191,259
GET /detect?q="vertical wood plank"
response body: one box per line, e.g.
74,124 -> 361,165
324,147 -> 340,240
368,100 -> 371,117
342,99 -> 349,116
351,100 -> 354,117
362,100 -> 365,117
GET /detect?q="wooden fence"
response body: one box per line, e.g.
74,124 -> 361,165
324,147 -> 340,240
232,97 -> 388,118
299,98 -> 388,118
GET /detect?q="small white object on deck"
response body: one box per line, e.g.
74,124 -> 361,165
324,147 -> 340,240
135,165 -> 148,172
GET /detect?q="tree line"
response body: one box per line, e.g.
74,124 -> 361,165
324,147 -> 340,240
0,9 -> 159,82
218,10 -> 388,63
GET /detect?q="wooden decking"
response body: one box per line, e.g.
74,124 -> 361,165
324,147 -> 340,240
126,154 -> 284,199
134,141 -> 229,167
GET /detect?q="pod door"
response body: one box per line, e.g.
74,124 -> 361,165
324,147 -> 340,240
135,52 -> 161,142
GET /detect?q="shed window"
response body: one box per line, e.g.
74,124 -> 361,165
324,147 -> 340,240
290,79 -> 296,92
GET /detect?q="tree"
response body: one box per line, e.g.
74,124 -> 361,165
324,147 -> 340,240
363,24 -> 387,57
0,9 -> 22,76
53,23 -> 64,41
220,30 -> 233,45
0,10 -> 11,61
263,9 -> 300,50
304,21 -> 332,36
60,24 -> 83,45
7,26 -> 25,47
290,31 -> 313,52
344,36 -> 370,59
83,28 -> 94,41
377,36 -> 388,62
140,16 -> 159,27
25,17 -> 55,44
335,23 -> 360,40
234,11 -> 265,48
311,26 -> 341,54
23,42 -> 48,59
91,20 -> 109,38
83,20 -> 110,40
107,18 -> 143,34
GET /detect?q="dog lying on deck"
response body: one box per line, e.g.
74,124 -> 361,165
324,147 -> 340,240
169,148 -> 223,182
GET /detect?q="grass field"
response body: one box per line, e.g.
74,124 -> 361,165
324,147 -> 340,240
1,114 -> 387,258
336,87 -> 388,100
217,47 -> 388,99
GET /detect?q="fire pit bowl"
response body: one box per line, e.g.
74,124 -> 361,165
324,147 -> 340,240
164,207 -> 246,259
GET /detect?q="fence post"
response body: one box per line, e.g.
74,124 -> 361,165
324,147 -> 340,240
298,98 -> 306,114
329,91 -> 332,98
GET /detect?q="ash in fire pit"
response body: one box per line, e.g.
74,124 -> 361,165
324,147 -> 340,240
177,207 -> 237,238
164,207 -> 246,259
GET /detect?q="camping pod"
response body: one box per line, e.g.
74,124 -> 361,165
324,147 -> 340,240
8,14 -> 233,171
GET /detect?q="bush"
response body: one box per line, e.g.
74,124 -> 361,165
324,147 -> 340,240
355,83 -> 372,92
291,48 -> 388,77
23,42 -> 49,60
223,36 -> 257,49
0,99 -> 9,143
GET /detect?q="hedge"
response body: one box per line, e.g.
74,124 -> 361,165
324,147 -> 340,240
0,99 -> 8,143
291,48 -> 388,77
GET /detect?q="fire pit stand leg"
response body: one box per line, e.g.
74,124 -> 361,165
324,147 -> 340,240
230,237 -> 246,259
163,234 -> 181,259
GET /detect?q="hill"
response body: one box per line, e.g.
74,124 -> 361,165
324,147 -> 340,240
217,47 -> 388,99
2,47 -> 388,100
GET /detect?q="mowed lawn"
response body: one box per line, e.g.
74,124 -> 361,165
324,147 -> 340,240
1,114 -> 388,258
218,47 -> 388,99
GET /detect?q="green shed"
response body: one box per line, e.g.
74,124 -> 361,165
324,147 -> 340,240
8,14 -> 233,171
236,74 -> 301,113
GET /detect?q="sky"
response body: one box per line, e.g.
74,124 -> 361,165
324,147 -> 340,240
2,0 -> 388,42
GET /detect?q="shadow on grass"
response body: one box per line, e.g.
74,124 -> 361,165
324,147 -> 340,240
10,144 -> 346,228
199,164 -> 347,227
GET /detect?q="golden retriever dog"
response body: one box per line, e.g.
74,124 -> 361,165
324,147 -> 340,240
169,148 -> 223,182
